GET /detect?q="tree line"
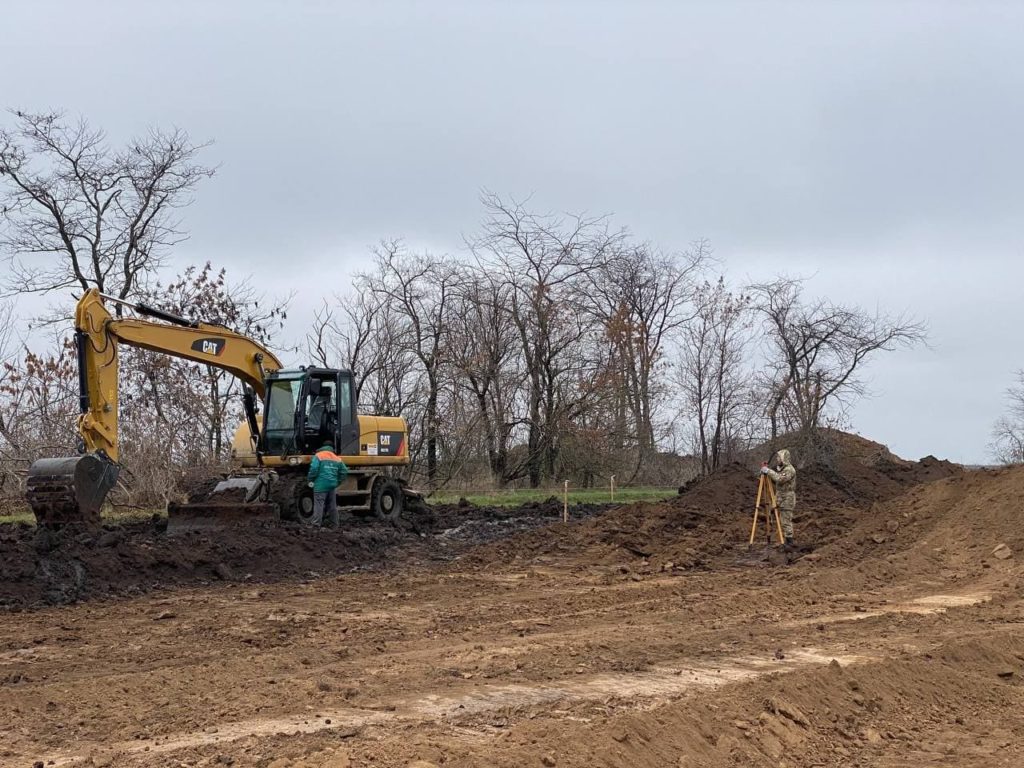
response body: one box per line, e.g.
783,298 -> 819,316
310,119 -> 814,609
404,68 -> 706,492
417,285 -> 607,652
0,111 -> 927,508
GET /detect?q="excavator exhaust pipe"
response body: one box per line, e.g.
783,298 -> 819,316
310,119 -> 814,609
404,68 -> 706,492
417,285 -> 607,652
26,454 -> 120,527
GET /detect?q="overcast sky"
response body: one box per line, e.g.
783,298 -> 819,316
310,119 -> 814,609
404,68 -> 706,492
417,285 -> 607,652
2,0 -> 1021,464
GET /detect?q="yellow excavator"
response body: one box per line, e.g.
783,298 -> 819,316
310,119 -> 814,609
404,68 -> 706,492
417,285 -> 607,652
26,289 -> 418,530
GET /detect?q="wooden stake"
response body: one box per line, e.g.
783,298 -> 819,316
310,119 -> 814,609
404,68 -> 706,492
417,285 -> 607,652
563,480 -> 569,523
610,474 -> 615,502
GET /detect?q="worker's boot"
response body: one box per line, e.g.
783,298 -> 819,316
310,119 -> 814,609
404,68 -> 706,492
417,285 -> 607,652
783,536 -> 794,551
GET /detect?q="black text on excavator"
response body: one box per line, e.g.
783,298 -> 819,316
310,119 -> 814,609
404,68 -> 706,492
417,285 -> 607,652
26,289 -> 419,530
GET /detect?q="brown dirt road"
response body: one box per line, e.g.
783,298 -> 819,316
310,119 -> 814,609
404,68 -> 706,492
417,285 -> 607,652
2,458 -> 1023,767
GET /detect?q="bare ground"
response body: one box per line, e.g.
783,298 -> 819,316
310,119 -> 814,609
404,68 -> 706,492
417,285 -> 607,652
1,457 -> 1023,767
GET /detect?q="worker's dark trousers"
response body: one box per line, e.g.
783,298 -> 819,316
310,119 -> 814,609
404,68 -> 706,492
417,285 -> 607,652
312,491 -> 339,528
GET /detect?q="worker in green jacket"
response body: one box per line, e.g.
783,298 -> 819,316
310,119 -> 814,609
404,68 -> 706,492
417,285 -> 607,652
307,442 -> 349,528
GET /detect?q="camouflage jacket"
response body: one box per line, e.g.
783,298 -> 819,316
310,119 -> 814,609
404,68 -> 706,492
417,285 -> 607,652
766,448 -> 797,509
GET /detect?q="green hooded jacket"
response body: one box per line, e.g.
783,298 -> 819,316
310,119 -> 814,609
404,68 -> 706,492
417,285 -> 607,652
307,444 -> 349,493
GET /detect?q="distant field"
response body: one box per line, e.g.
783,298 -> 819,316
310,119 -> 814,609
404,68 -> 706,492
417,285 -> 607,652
428,486 -> 678,508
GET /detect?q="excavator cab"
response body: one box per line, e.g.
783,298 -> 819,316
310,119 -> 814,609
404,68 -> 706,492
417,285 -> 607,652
262,368 -> 359,457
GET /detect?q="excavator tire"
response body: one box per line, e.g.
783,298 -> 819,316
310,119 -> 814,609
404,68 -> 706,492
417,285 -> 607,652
371,477 -> 404,522
295,489 -> 316,524
26,454 -> 120,527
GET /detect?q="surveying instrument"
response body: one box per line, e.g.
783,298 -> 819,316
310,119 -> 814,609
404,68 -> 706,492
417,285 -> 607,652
749,462 -> 785,546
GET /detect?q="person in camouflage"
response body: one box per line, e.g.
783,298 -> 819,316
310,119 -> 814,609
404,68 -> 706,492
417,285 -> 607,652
761,448 -> 797,547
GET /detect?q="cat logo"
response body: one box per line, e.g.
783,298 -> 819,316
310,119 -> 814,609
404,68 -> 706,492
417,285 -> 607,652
190,338 -> 226,357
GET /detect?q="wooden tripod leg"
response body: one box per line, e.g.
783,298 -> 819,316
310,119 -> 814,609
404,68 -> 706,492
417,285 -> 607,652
749,475 -> 765,545
767,481 -> 785,544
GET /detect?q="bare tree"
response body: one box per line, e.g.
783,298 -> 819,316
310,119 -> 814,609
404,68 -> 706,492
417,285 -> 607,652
470,192 -> 622,486
307,293 -> 378,399
676,277 -> 754,474
447,271 -> 524,484
365,242 -> 461,488
991,371 -> 1024,464
750,277 -> 926,454
0,110 -> 214,306
0,301 -> 27,494
585,241 -> 707,477
0,336 -> 80,503
131,263 -> 289,459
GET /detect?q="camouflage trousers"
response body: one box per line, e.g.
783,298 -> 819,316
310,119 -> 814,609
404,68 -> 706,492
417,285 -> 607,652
779,505 -> 795,539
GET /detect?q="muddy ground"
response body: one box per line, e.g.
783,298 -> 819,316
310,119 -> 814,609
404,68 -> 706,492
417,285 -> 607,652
0,499 -> 611,608
1,450 -> 1023,767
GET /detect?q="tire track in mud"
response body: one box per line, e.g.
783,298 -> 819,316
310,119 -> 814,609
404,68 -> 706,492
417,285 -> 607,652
44,590 -> 988,767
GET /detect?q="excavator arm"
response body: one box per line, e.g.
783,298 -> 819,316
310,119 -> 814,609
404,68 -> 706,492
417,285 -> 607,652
73,289 -> 282,462
27,289 -> 284,524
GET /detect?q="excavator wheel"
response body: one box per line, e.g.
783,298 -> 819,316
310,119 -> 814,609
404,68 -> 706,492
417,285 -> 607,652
292,483 -> 316,525
371,477 -> 404,522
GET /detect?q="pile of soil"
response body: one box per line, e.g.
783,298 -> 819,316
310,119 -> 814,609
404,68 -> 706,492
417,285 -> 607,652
467,454 -> 963,573
746,427 -> 912,467
811,463 -> 1024,576
0,498 -> 610,608
680,454 -> 961,513
0,436 -> 973,610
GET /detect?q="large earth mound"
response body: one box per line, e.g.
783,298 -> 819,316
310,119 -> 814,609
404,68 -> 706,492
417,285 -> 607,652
468,451 -> 963,572
745,427 -> 912,467
811,463 -> 1024,575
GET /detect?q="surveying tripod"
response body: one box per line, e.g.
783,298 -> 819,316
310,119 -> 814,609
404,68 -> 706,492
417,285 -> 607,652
749,464 -> 785,546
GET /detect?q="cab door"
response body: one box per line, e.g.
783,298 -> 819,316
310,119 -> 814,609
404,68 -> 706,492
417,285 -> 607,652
334,372 -> 359,457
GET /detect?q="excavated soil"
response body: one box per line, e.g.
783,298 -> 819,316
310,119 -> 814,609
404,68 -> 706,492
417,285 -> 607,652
0,499 -> 610,608
3,442 -> 1024,768
465,454 -> 963,572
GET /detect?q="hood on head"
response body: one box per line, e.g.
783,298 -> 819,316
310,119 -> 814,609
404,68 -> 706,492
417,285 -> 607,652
774,448 -> 792,467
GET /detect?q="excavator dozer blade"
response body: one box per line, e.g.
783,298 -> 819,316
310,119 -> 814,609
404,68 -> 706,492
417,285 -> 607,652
26,454 -> 120,526
166,476 -> 279,534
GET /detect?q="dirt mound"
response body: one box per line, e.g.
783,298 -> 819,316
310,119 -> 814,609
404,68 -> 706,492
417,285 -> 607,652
812,464 -> 1024,577
0,499 -> 610,609
745,427 -> 915,467
0,447 -> 977,610
466,453 -> 964,573
682,447 -> 961,518
0,517 -> 409,608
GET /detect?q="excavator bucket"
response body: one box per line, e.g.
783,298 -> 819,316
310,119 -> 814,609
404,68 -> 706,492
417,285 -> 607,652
166,475 -> 280,534
26,454 -> 120,526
